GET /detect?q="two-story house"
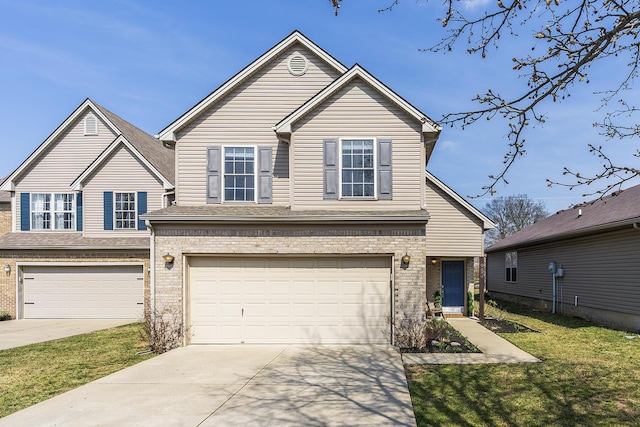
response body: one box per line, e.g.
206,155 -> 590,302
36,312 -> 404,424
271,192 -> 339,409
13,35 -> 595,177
0,99 -> 174,319
143,31 -> 493,345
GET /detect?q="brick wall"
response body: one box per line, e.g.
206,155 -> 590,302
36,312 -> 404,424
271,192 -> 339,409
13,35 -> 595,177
0,250 -> 150,319
153,223 -> 428,327
0,204 -> 11,236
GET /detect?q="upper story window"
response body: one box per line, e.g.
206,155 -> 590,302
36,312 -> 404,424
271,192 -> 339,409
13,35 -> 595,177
84,114 -> 98,136
224,147 -> 255,202
505,251 -> 518,282
341,139 -> 375,198
31,193 -> 75,230
114,192 -> 136,229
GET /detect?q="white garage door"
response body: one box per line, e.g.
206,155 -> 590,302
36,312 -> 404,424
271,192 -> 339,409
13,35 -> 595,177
22,265 -> 144,319
188,257 -> 391,344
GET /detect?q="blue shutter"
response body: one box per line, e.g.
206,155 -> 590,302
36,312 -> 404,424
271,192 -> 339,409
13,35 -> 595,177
76,193 -> 83,231
206,147 -> 221,204
103,192 -> 113,230
378,139 -> 393,200
137,191 -> 147,230
323,139 -> 339,200
257,147 -> 272,204
20,193 -> 30,231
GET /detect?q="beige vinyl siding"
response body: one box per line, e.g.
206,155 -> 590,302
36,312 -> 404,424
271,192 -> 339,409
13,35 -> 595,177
487,227 -> 640,316
425,179 -> 485,256
14,110 -> 117,231
82,145 -> 164,237
291,79 -> 423,210
175,45 -> 340,206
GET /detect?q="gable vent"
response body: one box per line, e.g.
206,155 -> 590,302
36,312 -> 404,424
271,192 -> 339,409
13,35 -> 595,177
287,55 -> 308,76
84,114 -> 98,136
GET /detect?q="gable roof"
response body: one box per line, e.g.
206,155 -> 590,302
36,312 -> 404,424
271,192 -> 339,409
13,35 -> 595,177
157,30 -> 348,142
91,102 -> 174,185
426,171 -> 495,230
486,184 -> 640,252
0,99 -> 174,191
274,64 -> 441,138
71,135 -> 173,190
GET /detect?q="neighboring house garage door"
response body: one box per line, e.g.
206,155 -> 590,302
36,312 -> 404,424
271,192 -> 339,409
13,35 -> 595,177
188,257 -> 391,344
22,265 -> 144,319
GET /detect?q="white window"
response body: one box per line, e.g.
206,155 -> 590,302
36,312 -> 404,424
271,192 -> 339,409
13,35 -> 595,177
84,114 -> 98,135
505,251 -> 517,282
115,192 -> 136,229
341,139 -> 375,198
31,193 -> 75,230
224,147 -> 255,202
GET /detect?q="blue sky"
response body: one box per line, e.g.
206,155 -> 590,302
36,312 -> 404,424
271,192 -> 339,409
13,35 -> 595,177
1,0 -> 636,213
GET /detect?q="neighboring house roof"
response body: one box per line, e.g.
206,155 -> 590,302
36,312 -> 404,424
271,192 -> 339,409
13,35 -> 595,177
274,64 -> 441,138
426,171 -> 496,231
0,232 -> 149,250
486,184 -> 640,252
157,30 -> 348,142
142,205 -> 430,224
0,98 -> 174,191
71,134 -> 173,190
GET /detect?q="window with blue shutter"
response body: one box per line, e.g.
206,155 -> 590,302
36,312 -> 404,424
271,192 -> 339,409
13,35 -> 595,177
20,193 -> 30,231
137,191 -> 147,230
76,192 -> 83,231
103,191 -> 113,230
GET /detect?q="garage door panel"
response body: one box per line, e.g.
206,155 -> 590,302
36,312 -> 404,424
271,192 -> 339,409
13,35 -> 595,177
23,265 -> 143,319
188,257 -> 391,344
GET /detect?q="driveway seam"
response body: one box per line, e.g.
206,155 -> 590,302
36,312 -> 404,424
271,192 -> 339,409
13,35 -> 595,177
195,345 -> 290,426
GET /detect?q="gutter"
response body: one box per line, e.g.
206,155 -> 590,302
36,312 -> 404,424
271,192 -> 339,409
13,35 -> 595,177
141,214 -> 431,224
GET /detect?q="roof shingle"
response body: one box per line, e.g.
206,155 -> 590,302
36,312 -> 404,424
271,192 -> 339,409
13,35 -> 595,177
0,232 -> 149,250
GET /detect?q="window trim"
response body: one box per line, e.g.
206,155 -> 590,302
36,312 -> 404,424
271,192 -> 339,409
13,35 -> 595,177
30,192 -> 76,231
113,191 -> 137,230
221,145 -> 257,203
505,251 -> 518,283
338,137 -> 377,200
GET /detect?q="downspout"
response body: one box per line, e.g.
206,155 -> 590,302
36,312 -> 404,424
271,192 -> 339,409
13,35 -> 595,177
145,220 -> 155,315
552,274 -> 557,314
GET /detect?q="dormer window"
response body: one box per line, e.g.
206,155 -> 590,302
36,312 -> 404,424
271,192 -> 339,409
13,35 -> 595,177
84,114 -> 98,136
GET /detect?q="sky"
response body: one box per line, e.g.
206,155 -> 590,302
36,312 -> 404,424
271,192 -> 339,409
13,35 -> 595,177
0,0 -> 637,214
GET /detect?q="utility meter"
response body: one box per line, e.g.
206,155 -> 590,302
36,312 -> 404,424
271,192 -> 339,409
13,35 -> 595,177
548,262 -> 557,274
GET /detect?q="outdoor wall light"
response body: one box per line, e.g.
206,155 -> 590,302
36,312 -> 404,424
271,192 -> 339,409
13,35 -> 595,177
401,254 -> 410,265
431,258 -> 437,265
3,264 -> 10,274
162,253 -> 175,264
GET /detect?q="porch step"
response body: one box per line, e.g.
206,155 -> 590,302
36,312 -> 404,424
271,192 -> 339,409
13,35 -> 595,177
444,314 -> 466,318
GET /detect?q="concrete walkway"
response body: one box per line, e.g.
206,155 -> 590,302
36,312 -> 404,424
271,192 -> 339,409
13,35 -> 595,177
0,345 -> 416,427
402,317 -> 540,365
0,319 -> 138,350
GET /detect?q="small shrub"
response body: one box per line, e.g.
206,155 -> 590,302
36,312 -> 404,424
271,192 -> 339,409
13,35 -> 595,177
387,313 -> 427,349
467,291 -> 474,316
424,318 -> 448,343
139,306 -> 183,354
0,310 -> 11,321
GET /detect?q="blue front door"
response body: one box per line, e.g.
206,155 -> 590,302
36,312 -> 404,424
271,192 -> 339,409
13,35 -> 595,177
442,261 -> 465,307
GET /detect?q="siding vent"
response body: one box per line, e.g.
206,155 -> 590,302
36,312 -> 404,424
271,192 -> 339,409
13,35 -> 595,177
84,114 -> 98,136
287,55 -> 308,76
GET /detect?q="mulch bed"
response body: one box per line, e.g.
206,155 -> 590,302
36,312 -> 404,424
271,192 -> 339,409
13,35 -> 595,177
479,317 -> 539,333
400,320 -> 481,354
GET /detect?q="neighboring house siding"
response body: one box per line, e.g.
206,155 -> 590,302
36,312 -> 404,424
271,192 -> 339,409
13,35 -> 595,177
425,179 -> 484,256
291,79 -> 424,210
487,228 -> 640,317
82,145 -> 164,237
14,111 -> 117,231
175,45 -> 341,206
0,203 -> 11,236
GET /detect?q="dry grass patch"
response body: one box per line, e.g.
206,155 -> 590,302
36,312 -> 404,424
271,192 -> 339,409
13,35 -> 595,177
0,323 -> 155,417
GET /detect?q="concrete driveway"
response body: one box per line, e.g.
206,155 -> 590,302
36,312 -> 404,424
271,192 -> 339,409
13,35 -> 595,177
0,345 -> 416,427
0,319 -> 138,350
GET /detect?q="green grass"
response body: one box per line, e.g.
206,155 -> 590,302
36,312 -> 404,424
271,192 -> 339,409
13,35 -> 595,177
0,323 -> 155,417
406,302 -> 640,426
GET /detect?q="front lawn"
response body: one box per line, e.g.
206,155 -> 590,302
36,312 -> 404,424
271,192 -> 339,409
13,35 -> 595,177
406,303 -> 640,426
0,323 -> 155,417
